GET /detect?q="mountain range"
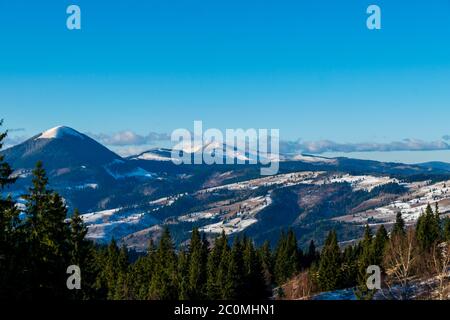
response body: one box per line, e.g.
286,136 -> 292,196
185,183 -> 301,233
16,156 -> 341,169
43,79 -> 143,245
2,126 -> 450,250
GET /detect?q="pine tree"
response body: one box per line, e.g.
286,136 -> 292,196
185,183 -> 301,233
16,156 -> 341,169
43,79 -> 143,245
242,237 -> 267,299
68,208 -> 98,299
216,235 -> 231,299
149,227 -> 178,300
444,217 -> 450,241
22,161 -> 71,298
355,225 -> 379,300
0,120 -> 16,189
177,247 -> 190,300
305,240 -> 318,268
113,245 -> 130,299
391,212 -> 406,238
127,239 -> 156,300
372,225 -> 388,266
339,243 -> 358,289
274,229 -> 300,284
223,237 -> 244,299
317,230 -> 342,291
206,231 -> 227,299
259,240 -> 273,288
187,228 -> 207,299
0,121 -> 21,299
416,204 -> 441,251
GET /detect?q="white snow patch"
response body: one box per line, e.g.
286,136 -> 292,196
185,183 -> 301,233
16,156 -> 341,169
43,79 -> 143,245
133,152 -> 172,161
37,126 -> 84,140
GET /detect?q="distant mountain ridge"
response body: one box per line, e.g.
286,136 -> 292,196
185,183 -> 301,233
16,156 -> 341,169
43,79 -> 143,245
3,126 -> 450,249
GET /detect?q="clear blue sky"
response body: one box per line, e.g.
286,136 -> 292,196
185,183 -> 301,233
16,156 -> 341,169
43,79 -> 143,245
1,0 -> 450,146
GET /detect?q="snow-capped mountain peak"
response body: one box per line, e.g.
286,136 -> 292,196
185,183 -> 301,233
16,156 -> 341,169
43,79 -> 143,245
37,126 -> 85,140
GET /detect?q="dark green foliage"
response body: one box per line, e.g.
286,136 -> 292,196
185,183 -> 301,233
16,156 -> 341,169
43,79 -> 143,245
372,225 -> 388,266
259,240 -> 274,289
305,240 -> 319,268
317,230 -> 342,291
444,217 -> 450,241
274,229 -> 300,284
186,228 -> 208,299
0,122 -> 21,299
206,231 -> 228,299
341,244 -> 360,289
242,237 -> 267,299
149,227 -> 178,300
416,204 -> 441,251
21,161 -> 71,298
392,212 -> 406,238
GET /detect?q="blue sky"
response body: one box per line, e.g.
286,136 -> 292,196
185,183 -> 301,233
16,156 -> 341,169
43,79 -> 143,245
1,0 -> 450,157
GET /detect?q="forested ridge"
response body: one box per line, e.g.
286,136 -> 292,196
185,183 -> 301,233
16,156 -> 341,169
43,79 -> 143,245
1,122 -> 449,300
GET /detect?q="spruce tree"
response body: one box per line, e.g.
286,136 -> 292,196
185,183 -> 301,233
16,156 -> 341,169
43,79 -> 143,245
317,230 -> 342,291
444,217 -> 450,241
206,231 -> 227,299
177,248 -> 190,300
372,225 -> 388,266
22,161 -> 71,298
341,244 -> 359,288
274,229 -> 299,284
356,225 -> 379,300
242,237 -> 267,299
416,204 -> 441,251
259,240 -> 273,290
68,208 -> 99,299
223,237 -> 244,299
391,212 -> 406,238
0,121 -> 21,299
187,228 -> 207,299
149,227 -> 178,300
305,240 -> 318,268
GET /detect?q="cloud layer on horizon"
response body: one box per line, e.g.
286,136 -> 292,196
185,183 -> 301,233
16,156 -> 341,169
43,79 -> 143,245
4,129 -> 450,155
87,131 -> 171,146
280,138 -> 450,154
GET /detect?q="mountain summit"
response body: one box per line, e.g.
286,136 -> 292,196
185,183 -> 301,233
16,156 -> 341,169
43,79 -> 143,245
36,125 -> 85,140
2,126 -> 121,170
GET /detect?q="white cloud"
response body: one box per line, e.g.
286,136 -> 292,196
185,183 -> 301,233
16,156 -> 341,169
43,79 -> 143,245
87,131 -> 170,146
280,138 -> 450,154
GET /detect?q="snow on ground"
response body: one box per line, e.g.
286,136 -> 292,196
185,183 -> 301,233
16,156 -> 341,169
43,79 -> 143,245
336,179 -> 450,225
37,126 -> 84,140
131,152 -> 172,161
178,211 -> 218,222
315,174 -> 399,192
200,217 -> 258,235
81,208 -> 121,224
200,171 -> 323,193
67,183 -> 99,190
198,195 -> 272,235
81,207 -> 159,242
290,154 -> 337,164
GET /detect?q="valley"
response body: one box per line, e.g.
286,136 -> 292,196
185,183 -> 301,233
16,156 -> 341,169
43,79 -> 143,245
2,126 -> 450,251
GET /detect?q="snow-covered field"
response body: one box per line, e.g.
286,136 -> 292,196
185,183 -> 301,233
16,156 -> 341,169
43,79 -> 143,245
81,207 -> 159,242
198,195 -> 272,235
79,170 -> 450,247
200,171 -> 323,193
200,217 -> 258,235
336,179 -> 450,225
314,174 -> 399,192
